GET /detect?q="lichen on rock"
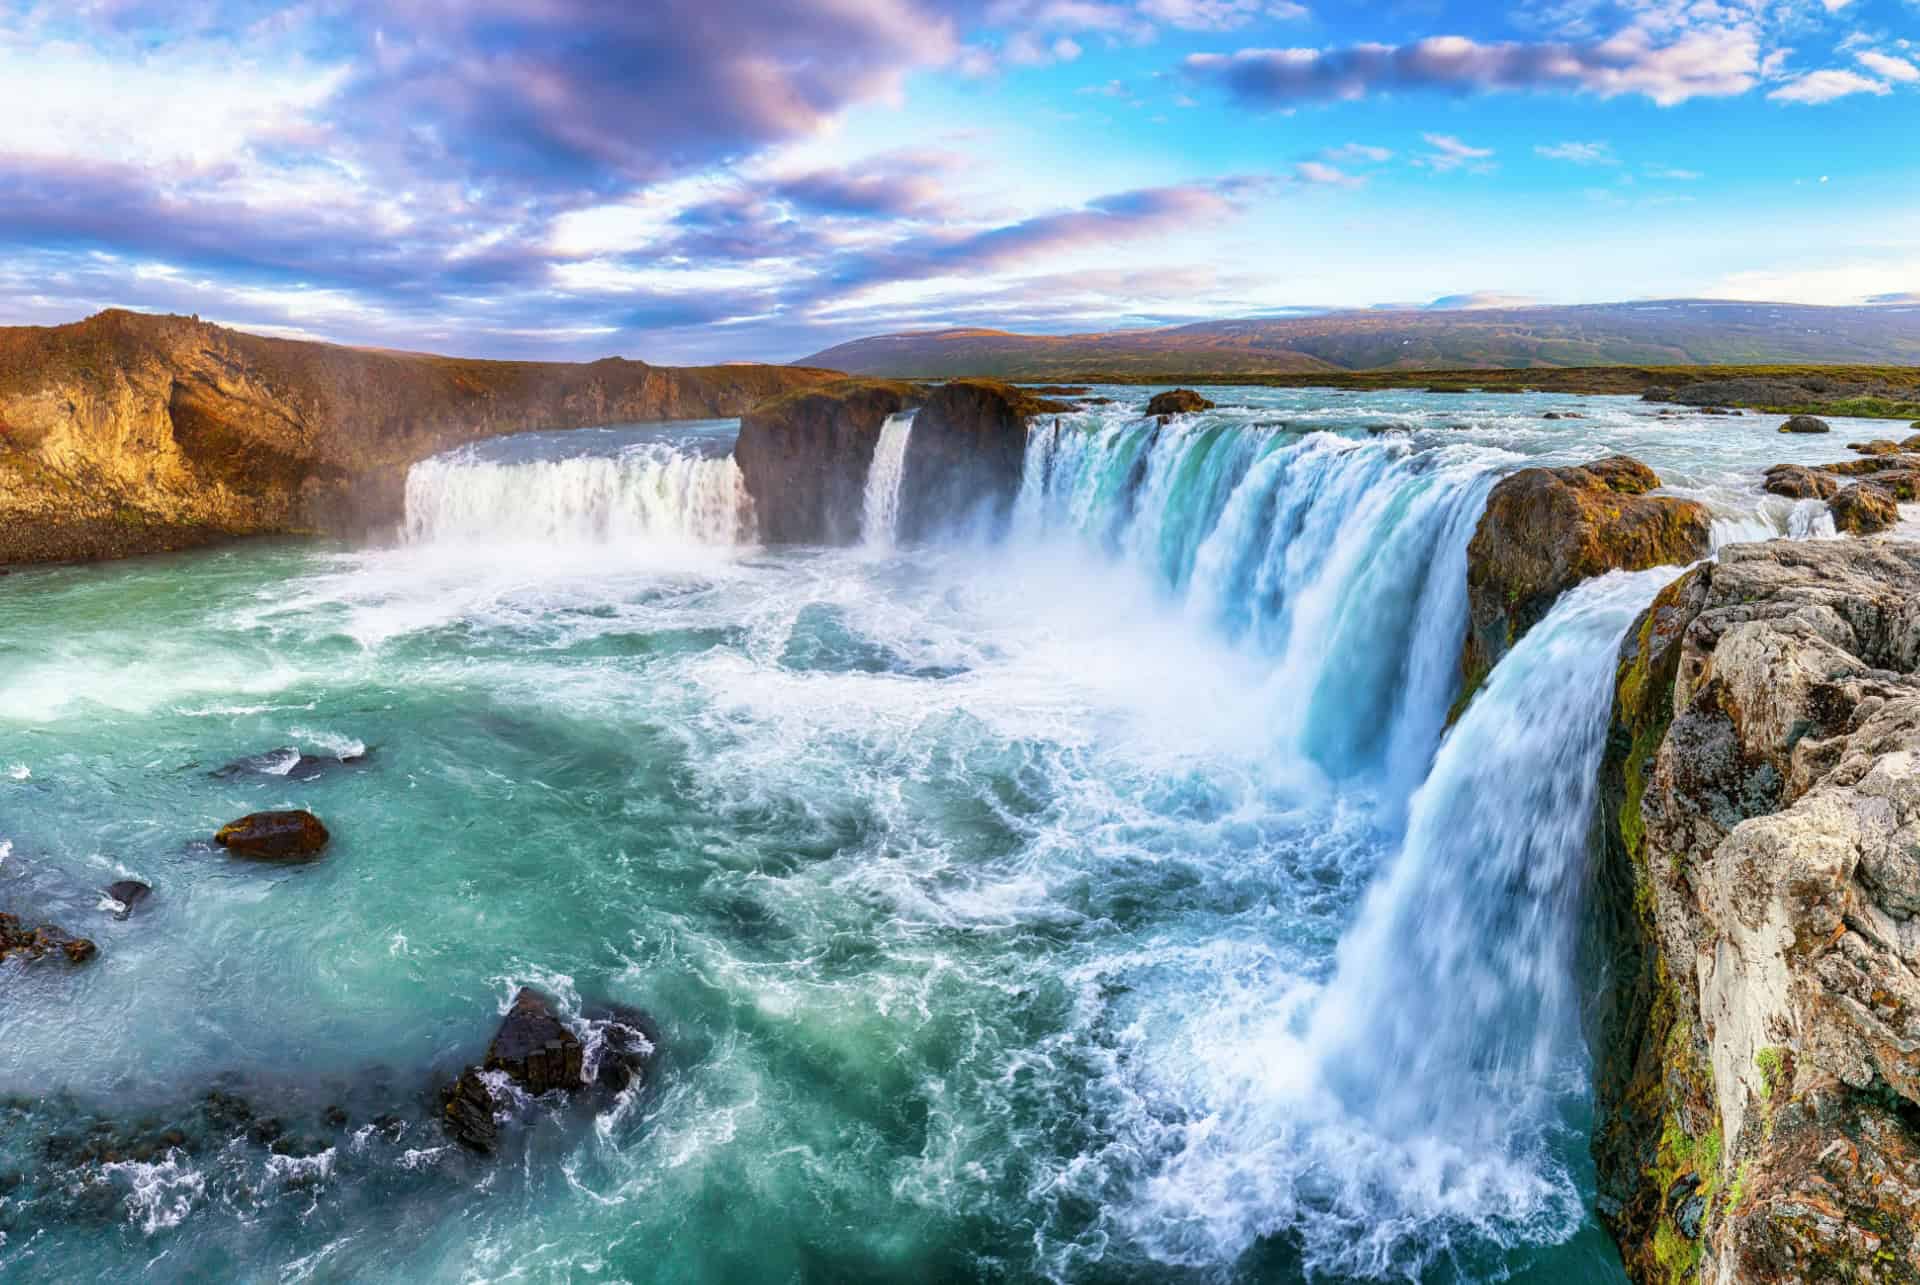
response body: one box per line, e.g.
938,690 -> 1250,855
1590,539 -> 1920,1282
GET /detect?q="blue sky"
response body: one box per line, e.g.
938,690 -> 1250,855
0,0 -> 1914,362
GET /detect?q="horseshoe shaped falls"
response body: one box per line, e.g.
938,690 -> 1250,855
7,375 -> 1916,1284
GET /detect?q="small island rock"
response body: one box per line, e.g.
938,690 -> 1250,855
1145,389 -> 1215,419
0,912 -> 97,964
1828,482 -> 1900,534
214,810 -> 330,860
1778,414 -> 1831,434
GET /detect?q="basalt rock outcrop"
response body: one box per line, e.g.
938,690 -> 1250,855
443,988 -> 652,1152
1778,415 -> 1831,434
733,377 -> 1068,545
1456,455 -> 1713,710
896,379 -> 1068,542
733,379 -> 922,544
0,309 -> 839,564
1591,538 -> 1920,1283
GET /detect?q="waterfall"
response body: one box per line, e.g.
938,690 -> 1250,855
1017,417 -> 1496,786
404,440 -> 754,546
1132,567 -> 1683,1278
861,412 -> 915,551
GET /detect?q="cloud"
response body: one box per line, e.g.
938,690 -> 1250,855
1181,26 -> 1759,107
1857,51 -> 1920,83
1424,291 -> 1543,310
1645,165 -> 1703,179
1712,258 -> 1920,305
769,151 -> 966,218
1137,0 -> 1309,29
1869,292 -> 1920,304
1767,68 -> 1891,102
1535,140 -> 1617,164
1415,133 -> 1495,173
1292,160 -> 1362,186
1321,142 -> 1393,163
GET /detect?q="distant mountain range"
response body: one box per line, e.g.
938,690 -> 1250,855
798,300 -> 1920,378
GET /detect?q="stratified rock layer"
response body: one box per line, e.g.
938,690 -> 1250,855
1592,538 -> 1920,1283
1456,455 -> 1713,709
0,309 -> 839,564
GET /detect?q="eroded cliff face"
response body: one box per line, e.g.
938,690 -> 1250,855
0,309 -> 839,564
1592,538 -> 1920,1283
732,377 -> 1067,545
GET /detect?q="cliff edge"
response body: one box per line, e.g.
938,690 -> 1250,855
0,310 -> 839,564
1592,538 -> 1920,1283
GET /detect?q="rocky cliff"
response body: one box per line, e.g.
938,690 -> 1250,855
0,310 -> 839,564
1592,538 -> 1920,1283
733,377 -> 1066,545
1455,456 -> 1713,713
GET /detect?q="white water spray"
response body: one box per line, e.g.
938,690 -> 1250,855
861,412 -> 916,551
404,441 -> 755,546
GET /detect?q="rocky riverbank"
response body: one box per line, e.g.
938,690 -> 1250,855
0,310 -> 839,565
1590,539 -> 1920,1283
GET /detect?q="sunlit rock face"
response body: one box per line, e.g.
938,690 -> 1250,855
1592,538 -> 1920,1283
0,309 -> 838,564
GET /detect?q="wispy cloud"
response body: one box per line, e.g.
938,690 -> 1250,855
1535,140 -> 1617,165
1768,68 -> 1891,102
1856,51 -> 1920,84
1415,134 -> 1495,173
1181,27 -> 1759,108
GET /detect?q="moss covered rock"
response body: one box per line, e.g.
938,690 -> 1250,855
1144,388 -> 1215,419
1456,455 -> 1712,712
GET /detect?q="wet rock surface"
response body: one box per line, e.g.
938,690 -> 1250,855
214,810 -> 330,860
442,989 -> 654,1152
1778,414 -> 1831,434
1455,454 -> 1712,712
733,379 -> 921,544
896,379 -> 1067,543
1592,539 -> 1920,1283
211,746 -> 370,781
0,912 -> 98,964
102,881 -> 151,918
1144,388 -> 1215,419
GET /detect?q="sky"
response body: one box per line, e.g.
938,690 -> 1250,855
0,0 -> 1915,364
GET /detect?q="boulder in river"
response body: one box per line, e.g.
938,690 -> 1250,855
1828,482 -> 1900,534
0,912 -> 97,964
1145,389 -> 1215,420
103,880 -> 151,918
1778,414 -> 1830,434
1455,455 -> 1711,714
1760,463 -> 1840,500
1590,539 -> 1920,1280
211,746 -> 369,781
1849,439 -> 1904,456
214,810 -> 330,860
444,988 -> 653,1152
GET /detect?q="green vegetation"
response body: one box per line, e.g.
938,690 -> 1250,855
1756,1047 -> 1786,1100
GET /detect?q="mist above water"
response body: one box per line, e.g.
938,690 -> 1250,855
0,389 -> 1878,1282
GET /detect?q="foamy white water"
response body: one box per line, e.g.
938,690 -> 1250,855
861,412 -> 916,550
3,388 -> 1904,1284
404,425 -> 754,547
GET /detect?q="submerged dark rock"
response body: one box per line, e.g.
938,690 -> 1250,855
1144,388 -> 1215,419
1778,414 -> 1830,434
211,746 -> 369,781
1454,455 -> 1711,714
488,988 -> 586,1095
103,881 -> 151,918
214,810 -> 330,860
0,912 -> 98,965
